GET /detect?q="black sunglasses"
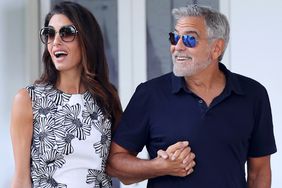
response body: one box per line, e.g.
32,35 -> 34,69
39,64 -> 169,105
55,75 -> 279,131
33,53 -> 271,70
40,25 -> 78,44
169,32 -> 197,48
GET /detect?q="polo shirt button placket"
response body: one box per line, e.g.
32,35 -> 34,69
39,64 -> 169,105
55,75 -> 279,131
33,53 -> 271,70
198,99 -> 207,116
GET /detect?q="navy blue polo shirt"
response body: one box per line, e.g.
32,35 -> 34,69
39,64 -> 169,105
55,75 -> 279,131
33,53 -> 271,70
113,63 -> 277,188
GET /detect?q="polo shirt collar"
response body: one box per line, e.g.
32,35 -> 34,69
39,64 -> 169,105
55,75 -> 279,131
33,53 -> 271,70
171,73 -> 186,94
171,63 -> 245,95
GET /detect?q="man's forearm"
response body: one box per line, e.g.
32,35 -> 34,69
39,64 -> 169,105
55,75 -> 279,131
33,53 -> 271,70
247,156 -> 271,188
247,170 -> 271,188
106,153 -> 162,184
106,141 -> 194,184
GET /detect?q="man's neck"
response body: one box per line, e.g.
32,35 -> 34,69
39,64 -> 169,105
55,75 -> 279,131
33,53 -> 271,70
184,63 -> 226,106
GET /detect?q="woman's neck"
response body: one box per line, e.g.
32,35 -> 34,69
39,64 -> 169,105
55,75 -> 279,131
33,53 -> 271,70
56,70 -> 86,94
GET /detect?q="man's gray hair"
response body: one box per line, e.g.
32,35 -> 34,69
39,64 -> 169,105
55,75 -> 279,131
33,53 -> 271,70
172,5 -> 230,61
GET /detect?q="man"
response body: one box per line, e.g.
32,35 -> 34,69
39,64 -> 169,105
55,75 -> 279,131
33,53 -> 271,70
107,5 -> 277,188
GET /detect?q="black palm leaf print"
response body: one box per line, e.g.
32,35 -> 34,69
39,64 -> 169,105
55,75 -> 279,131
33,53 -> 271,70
53,108 -> 67,127
82,101 -> 104,130
82,91 -> 94,103
63,103 -> 91,140
52,119 -> 67,138
29,84 -> 112,187
56,133 -> 75,155
33,166 -> 67,188
49,89 -> 72,106
31,169 -> 40,188
27,84 -> 54,102
41,178 -> 67,188
40,174 -> 67,188
26,85 -> 37,102
100,157 -> 107,172
30,146 -> 41,169
39,149 -> 65,171
86,169 -> 112,188
93,119 -> 111,158
34,116 -> 56,154
33,96 -> 57,119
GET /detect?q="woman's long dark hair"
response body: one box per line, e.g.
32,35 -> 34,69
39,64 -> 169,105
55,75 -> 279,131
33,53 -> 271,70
36,1 -> 122,129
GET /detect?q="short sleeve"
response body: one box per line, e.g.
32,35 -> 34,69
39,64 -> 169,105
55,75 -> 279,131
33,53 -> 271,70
248,87 -> 277,157
113,83 -> 150,153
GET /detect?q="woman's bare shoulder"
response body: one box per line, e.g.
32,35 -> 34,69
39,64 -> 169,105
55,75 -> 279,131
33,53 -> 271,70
11,88 -> 32,120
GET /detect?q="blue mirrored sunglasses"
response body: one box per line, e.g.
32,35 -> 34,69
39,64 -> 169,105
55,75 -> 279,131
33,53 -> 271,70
169,32 -> 197,48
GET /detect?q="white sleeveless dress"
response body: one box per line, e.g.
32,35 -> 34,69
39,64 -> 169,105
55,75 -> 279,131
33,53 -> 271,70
27,84 -> 112,188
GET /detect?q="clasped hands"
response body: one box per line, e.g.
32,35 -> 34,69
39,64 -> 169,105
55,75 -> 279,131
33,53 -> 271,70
156,141 -> 196,177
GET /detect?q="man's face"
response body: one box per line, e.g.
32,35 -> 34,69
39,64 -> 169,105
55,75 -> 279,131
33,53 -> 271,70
170,16 -> 214,77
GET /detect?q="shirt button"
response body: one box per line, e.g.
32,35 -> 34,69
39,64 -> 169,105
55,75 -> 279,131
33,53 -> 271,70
199,100 -> 203,104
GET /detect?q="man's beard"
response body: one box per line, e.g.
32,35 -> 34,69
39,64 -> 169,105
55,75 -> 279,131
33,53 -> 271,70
172,53 -> 212,77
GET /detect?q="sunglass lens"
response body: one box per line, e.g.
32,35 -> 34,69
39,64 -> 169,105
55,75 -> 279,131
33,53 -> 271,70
60,26 -> 76,42
40,27 -> 55,44
183,35 -> 196,48
169,32 -> 197,48
169,32 -> 179,45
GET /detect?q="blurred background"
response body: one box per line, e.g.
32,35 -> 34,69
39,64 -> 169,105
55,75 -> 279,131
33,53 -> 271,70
1,0 -> 281,187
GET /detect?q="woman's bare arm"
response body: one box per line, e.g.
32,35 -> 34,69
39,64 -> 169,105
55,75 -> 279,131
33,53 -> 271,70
10,89 -> 33,188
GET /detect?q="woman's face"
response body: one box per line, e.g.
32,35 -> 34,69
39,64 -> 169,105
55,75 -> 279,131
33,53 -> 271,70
47,14 -> 82,74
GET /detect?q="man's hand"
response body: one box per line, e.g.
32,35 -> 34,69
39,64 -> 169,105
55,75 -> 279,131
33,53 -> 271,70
157,141 -> 196,176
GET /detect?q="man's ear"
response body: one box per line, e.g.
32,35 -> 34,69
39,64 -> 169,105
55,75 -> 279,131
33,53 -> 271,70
211,39 -> 225,60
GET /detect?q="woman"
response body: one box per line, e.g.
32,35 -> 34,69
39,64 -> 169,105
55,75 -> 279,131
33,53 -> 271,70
10,1 -> 122,187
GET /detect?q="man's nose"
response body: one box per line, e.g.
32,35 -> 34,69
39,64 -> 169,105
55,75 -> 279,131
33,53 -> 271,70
174,37 -> 186,51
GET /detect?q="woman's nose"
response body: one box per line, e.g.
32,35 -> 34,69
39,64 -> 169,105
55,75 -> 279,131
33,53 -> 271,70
52,32 -> 62,45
